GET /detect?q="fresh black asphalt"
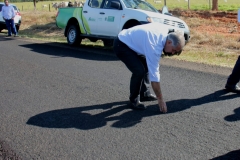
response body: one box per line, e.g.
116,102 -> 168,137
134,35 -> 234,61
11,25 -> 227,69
0,35 -> 239,160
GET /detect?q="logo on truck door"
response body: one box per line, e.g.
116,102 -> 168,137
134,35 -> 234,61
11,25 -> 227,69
88,17 -> 96,21
105,16 -> 114,22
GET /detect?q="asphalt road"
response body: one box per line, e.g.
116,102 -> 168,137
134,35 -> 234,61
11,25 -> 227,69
0,35 -> 239,160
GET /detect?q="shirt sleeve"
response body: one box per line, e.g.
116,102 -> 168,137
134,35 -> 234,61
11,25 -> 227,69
145,46 -> 161,82
12,7 -> 15,17
2,6 -> 4,17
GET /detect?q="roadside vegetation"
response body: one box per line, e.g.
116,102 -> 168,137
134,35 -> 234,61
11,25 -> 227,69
1,1 -> 239,68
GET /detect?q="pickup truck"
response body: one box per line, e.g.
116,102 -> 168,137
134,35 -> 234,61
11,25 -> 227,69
56,0 -> 190,47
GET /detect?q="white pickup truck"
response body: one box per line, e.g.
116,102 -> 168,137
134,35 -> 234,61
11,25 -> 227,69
56,0 -> 190,47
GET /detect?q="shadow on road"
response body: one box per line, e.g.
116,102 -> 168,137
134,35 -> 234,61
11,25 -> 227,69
166,89 -> 240,114
18,43 -> 118,61
210,149 -> 240,160
0,36 -> 16,41
26,101 -> 160,130
224,107 -> 240,122
27,89 -> 239,130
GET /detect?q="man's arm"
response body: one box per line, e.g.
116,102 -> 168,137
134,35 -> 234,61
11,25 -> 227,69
11,7 -> 15,19
2,7 -> 5,20
151,81 -> 167,113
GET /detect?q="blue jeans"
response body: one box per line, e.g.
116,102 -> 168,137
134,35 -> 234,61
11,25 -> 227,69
5,19 -> 17,36
113,37 -> 150,101
227,56 -> 240,86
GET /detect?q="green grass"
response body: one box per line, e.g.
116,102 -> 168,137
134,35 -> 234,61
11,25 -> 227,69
6,1 -> 240,68
148,0 -> 240,11
12,0 -> 240,12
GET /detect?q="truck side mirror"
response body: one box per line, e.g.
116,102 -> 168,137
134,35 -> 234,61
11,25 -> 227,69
162,6 -> 172,16
110,1 -> 120,9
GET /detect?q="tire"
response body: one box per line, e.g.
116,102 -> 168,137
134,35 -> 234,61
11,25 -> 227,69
67,25 -> 82,46
103,39 -> 113,47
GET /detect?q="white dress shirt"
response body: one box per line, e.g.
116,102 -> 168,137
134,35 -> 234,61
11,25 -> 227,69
2,5 -> 15,20
118,23 -> 169,82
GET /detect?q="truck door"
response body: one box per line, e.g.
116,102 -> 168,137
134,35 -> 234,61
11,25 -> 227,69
81,0 -> 103,34
97,0 -> 122,36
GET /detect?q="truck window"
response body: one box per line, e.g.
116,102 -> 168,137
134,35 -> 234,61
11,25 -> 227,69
122,0 -> 158,12
103,0 -> 120,9
89,0 -> 103,8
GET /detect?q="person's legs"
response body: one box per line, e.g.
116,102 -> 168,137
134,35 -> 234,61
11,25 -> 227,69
113,38 -> 145,100
5,19 -> 12,36
113,38 -> 146,109
9,19 -> 17,36
138,55 -> 157,101
137,55 -> 150,95
226,56 -> 240,93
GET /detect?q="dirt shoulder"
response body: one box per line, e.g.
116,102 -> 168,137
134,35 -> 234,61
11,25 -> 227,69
171,9 -> 239,36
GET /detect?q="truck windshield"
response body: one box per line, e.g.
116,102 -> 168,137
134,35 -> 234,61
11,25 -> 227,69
122,0 -> 159,12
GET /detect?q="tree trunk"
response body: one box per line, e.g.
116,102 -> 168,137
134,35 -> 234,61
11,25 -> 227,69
212,0 -> 218,11
33,0 -> 36,10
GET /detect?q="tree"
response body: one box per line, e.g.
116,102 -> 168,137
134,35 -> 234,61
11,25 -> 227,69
212,0 -> 218,11
33,0 -> 37,10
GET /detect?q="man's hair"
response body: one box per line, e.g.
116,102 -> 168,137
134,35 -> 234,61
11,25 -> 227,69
4,0 -> 9,2
167,30 -> 185,49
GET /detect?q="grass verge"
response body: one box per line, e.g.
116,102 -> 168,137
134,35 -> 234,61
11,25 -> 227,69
3,10 -> 239,68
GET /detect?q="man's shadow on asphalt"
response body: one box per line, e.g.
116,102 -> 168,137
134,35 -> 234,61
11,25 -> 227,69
166,89 -> 239,113
210,149 -> 240,160
27,101 -> 160,130
27,89 -> 240,130
224,106 -> 240,122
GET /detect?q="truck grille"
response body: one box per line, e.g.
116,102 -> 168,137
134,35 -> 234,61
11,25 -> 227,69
163,19 -> 185,28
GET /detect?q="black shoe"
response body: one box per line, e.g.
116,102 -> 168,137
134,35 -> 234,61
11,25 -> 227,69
140,94 -> 157,102
6,35 -> 11,37
225,84 -> 240,93
14,35 -> 18,37
129,97 -> 146,110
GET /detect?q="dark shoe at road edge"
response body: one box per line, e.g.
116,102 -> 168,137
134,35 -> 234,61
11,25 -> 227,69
225,84 -> 240,93
140,94 -> 157,102
129,97 -> 146,110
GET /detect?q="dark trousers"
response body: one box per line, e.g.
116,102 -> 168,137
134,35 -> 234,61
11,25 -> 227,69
227,56 -> 240,86
113,37 -> 150,101
5,19 -> 17,36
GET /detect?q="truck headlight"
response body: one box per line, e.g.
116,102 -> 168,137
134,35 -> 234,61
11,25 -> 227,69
146,16 -> 164,23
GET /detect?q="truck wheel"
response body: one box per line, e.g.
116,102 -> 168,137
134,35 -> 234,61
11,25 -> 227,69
103,40 -> 113,47
67,25 -> 81,46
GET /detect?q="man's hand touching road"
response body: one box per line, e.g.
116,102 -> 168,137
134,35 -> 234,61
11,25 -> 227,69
151,81 -> 167,113
158,99 -> 167,113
